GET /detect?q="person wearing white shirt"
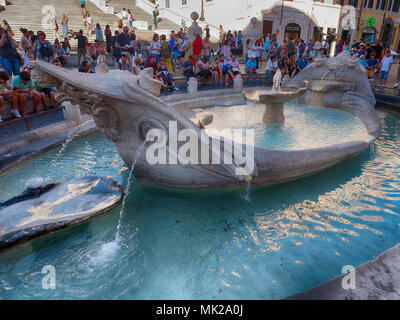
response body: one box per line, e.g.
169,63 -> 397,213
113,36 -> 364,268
266,55 -> 278,84
378,49 -> 393,88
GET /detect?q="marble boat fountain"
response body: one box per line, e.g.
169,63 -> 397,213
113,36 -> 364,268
29,51 -> 381,189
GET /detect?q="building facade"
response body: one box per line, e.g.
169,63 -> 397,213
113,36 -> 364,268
137,0 -> 342,42
137,0 -> 400,51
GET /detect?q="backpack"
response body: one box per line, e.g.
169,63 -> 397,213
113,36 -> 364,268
160,41 -> 171,58
38,42 -> 53,58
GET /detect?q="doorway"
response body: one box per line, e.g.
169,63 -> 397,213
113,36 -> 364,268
263,20 -> 273,36
284,23 -> 301,41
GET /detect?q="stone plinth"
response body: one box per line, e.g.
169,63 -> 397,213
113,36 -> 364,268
187,77 -> 198,95
233,75 -> 243,93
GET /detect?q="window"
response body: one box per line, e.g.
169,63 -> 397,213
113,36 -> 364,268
348,0 -> 359,7
389,0 -> 400,11
363,0 -> 374,8
376,0 -> 386,9
182,0 -> 187,5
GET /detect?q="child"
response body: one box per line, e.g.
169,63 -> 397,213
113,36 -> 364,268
212,57 -> 222,84
378,50 -> 393,88
366,52 -> 378,79
0,71 -> 21,121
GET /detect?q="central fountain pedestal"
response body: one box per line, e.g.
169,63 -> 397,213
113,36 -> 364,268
260,95 -> 286,123
245,87 -> 307,124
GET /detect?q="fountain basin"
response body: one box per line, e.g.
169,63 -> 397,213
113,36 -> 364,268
0,176 -> 122,251
28,51 -> 380,189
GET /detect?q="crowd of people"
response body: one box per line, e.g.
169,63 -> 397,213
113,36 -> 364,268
0,1 -> 398,123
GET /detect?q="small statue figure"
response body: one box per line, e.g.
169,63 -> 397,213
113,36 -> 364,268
272,68 -> 282,92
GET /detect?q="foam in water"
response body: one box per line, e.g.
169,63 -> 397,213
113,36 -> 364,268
88,241 -> 120,268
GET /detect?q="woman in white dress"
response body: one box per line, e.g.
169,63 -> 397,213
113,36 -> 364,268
62,14 -> 69,40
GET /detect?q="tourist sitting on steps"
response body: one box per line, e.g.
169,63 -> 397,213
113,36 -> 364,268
0,70 -> 21,122
116,52 -> 132,72
158,58 -> 179,92
78,60 -> 95,73
12,70 -> 48,116
196,56 -> 212,83
132,57 -> 142,75
144,55 -> 160,80
245,56 -> 260,85
182,55 -> 196,78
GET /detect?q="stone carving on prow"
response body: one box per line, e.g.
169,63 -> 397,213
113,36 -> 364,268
55,82 -> 120,142
137,67 -> 163,97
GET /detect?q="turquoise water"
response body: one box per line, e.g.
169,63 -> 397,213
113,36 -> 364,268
206,102 -> 370,149
0,107 -> 399,299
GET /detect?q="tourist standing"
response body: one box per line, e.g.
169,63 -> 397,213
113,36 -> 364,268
202,36 -> 211,62
33,31 -> 54,62
80,0 -> 86,13
221,39 -> 231,61
287,38 -> 295,58
62,14 -> 69,40
378,49 -> 393,88
266,55 -> 278,84
153,7 -> 159,30
115,26 -> 131,63
20,28 -> 33,57
75,29 -> 88,66
2,20 -> 13,37
204,25 -> 210,39
121,8 -> 129,27
192,34 -> 202,65
159,34 -> 172,73
128,9 -> 135,29
150,33 -> 161,64
52,13 -> 59,39
372,39 -> 383,62
95,23 -> 104,43
105,25 -> 112,53
86,13 -> 93,36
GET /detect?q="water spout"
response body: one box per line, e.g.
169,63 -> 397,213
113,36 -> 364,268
115,141 -> 147,242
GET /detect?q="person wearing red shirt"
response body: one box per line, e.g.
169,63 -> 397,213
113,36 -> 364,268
192,33 -> 202,65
